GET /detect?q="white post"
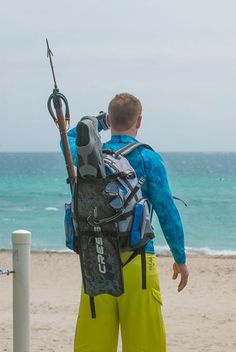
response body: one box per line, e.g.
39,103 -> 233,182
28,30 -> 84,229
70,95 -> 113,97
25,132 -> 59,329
12,230 -> 31,352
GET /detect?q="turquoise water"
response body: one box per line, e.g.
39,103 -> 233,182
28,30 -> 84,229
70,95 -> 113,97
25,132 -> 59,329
0,152 -> 236,255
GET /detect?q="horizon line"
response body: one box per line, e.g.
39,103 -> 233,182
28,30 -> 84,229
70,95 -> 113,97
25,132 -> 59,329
1,150 -> 236,154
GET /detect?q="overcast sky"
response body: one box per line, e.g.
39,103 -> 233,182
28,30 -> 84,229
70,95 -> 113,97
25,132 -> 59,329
0,0 -> 236,152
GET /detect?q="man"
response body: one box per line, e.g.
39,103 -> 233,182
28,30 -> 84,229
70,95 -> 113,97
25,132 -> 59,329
67,93 -> 189,352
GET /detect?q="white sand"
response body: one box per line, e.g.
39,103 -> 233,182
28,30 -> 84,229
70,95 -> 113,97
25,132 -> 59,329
1,251 -> 236,351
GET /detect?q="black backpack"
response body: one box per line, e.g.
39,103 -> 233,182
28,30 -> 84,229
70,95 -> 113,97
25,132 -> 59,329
65,116 -> 154,318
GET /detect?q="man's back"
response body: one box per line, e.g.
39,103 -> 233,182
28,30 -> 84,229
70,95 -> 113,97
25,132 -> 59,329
104,134 -> 186,264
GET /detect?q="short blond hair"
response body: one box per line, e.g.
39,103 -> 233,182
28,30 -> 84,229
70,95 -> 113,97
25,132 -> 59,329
108,93 -> 142,131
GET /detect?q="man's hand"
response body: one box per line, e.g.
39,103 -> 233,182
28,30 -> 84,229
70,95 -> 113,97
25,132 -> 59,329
96,111 -> 109,130
172,263 -> 189,292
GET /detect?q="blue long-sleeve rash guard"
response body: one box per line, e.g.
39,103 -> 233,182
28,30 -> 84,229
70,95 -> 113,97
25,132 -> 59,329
65,122 -> 186,264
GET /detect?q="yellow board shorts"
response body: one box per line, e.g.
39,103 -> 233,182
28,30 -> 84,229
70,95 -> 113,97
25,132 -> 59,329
74,253 -> 167,352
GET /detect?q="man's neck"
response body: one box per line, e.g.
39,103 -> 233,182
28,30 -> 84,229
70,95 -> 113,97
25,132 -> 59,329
110,128 -> 137,138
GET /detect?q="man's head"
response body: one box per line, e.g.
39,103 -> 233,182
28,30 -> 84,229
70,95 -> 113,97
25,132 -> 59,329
107,93 -> 142,136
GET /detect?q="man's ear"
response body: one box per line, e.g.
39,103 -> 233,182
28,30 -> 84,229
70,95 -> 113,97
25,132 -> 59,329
136,115 -> 142,129
107,115 -> 111,127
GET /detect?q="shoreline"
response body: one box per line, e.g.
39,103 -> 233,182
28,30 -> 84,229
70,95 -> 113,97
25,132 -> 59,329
1,247 -> 236,259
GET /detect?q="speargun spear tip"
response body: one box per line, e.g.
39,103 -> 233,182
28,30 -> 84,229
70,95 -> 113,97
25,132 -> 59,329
46,38 -> 53,58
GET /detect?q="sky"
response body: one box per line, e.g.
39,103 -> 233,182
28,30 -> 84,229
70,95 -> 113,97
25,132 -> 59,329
0,0 -> 236,152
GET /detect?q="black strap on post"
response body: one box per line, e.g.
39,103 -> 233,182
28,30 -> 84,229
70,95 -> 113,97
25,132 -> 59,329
89,296 -> 96,319
0,269 -> 15,276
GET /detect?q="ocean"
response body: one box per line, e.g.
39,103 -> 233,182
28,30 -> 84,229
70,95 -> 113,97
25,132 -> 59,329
0,152 -> 235,256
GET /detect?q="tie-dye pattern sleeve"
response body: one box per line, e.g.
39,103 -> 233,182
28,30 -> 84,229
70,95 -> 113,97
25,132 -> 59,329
66,127 -> 77,166
144,151 -> 186,264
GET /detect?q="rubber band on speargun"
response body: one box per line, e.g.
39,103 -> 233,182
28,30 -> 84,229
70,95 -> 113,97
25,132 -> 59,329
47,90 -> 70,128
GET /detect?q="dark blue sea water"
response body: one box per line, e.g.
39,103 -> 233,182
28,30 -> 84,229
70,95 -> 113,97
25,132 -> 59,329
0,152 -> 236,256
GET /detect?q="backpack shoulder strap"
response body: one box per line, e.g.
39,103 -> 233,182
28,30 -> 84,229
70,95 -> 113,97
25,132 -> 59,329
116,142 -> 154,157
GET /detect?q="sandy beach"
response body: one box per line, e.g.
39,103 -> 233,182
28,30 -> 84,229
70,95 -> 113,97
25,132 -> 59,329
0,250 -> 236,352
